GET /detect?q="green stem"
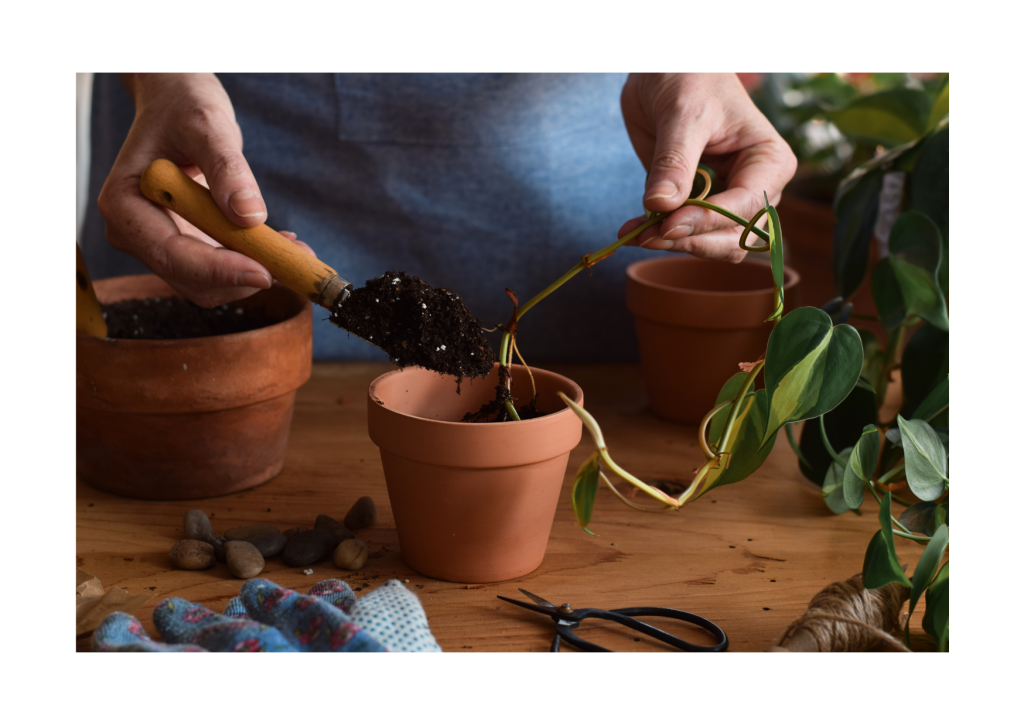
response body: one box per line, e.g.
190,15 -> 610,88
785,423 -> 813,469
867,481 -> 929,540
716,362 -> 764,459
819,416 -> 846,468
878,463 -> 905,485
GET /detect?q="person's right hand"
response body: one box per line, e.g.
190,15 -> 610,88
97,73 -> 315,307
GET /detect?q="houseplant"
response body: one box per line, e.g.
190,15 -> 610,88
493,83 -> 948,649
77,274 -> 313,499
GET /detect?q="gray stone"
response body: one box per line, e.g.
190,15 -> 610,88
282,528 -> 336,567
169,539 -> 215,570
225,540 -> 265,579
333,539 -> 369,571
314,514 -> 353,546
343,496 -> 378,532
183,509 -> 214,541
244,530 -> 288,558
224,523 -> 281,541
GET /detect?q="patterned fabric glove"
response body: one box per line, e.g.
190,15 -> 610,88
93,578 -> 439,652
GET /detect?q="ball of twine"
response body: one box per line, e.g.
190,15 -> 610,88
769,572 -> 910,652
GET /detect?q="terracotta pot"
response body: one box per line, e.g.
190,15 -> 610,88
626,256 -> 799,425
367,364 -> 583,583
77,274 -> 312,500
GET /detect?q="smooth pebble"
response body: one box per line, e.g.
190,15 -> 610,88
244,530 -> 288,558
283,528 -> 336,567
224,540 -> 265,579
314,514 -> 353,546
169,539 -> 215,570
333,539 -> 369,571
183,509 -> 214,541
343,496 -> 378,532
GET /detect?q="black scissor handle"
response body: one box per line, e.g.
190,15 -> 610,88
554,606 -> 728,652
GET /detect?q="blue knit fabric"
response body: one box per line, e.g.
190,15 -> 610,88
81,73 -> 663,362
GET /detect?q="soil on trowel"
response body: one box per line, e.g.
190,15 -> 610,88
461,381 -> 547,423
102,297 -> 279,340
331,270 -> 496,383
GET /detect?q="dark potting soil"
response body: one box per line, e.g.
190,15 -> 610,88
461,382 -> 547,423
331,270 -> 496,382
101,297 -> 278,340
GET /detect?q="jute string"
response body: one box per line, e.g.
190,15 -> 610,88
769,572 -> 911,652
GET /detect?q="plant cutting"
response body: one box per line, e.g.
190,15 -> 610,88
496,81 -> 948,650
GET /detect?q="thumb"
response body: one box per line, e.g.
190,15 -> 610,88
643,116 -> 709,214
182,127 -> 267,228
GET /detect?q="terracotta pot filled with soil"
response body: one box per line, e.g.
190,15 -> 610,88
626,255 -> 800,425
77,274 -> 312,500
367,363 -> 583,583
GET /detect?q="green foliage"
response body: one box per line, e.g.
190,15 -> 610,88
833,167 -> 884,299
571,451 -> 601,536
705,390 -> 777,493
762,307 -> 863,443
888,212 -> 948,331
863,492 -> 912,589
828,88 -> 933,147
871,258 -> 906,332
767,205 -> 785,322
843,425 -> 880,509
912,377 -> 949,424
908,523 -> 948,618
798,378 -> 877,485
901,323 -> 949,419
897,415 -> 948,501
822,447 -> 853,514
922,562 -> 949,651
898,501 -> 948,536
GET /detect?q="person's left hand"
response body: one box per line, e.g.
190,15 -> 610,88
619,73 -> 797,263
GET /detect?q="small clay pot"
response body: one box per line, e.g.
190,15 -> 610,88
77,274 -> 312,499
367,363 -> 583,583
626,255 -> 799,425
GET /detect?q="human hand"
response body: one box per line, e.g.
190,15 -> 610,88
619,73 -> 797,262
97,73 -> 316,307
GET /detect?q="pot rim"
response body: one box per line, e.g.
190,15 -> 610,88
625,255 -> 799,297
367,363 -> 584,428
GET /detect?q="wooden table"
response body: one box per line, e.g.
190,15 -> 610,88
77,363 -> 928,652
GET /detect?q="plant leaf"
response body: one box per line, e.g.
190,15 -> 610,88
911,377 -> 949,424
828,88 -> 932,147
926,78 -> 949,132
909,126 -> 949,230
897,415 -> 948,501
908,523 -> 948,617
705,389 -> 778,492
822,447 -> 853,514
888,211 -> 948,331
708,372 -> 749,449
863,492 -> 912,589
571,451 -> 601,535
858,330 -> 888,409
898,501 -> 948,536
843,424 -> 880,509
833,167 -> 884,299
766,204 -> 785,321
901,323 -> 949,419
762,307 -> 864,444
922,561 -> 949,651
798,377 -> 878,486
871,257 -> 906,332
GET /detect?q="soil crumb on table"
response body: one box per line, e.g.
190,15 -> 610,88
331,270 -> 496,382
102,297 -> 278,340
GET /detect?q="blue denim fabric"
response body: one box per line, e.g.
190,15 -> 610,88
81,73 -> 668,362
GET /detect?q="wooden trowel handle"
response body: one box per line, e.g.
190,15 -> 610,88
140,159 -> 351,310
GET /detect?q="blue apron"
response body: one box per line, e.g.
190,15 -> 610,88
81,73 -> 666,362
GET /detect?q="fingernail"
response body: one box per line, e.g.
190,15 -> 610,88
663,224 -> 694,240
279,230 -> 297,239
644,181 -> 679,202
229,190 -> 266,219
238,271 -> 272,288
640,238 -> 673,251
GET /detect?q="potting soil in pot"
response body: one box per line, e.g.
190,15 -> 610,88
101,297 -> 280,340
461,383 -> 547,423
331,270 -> 496,382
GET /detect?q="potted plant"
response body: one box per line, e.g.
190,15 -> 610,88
539,82 -> 948,650
77,273 -> 313,500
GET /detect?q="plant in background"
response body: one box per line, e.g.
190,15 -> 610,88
548,76 -> 949,651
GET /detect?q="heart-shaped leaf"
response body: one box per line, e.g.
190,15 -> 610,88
863,492 -> 912,589
908,523 -> 949,618
843,424 -> 880,509
798,377 -> 878,486
898,501 -> 948,536
833,167 -> 884,299
889,211 -> 948,331
922,561 -> 949,651
871,257 -> 906,332
762,307 -> 864,445
571,451 -> 601,536
829,88 -> 932,147
708,371 -> 748,449
898,415 -> 948,501
822,447 -> 853,515
706,389 -> 778,493
912,377 -> 949,424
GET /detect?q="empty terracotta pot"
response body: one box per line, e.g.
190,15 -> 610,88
77,274 -> 312,499
367,363 -> 583,583
626,255 -> 800,425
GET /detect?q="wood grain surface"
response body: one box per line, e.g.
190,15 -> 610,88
77,362 -> 930,652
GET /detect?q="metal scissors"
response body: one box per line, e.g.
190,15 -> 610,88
497,588 -> 728,652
